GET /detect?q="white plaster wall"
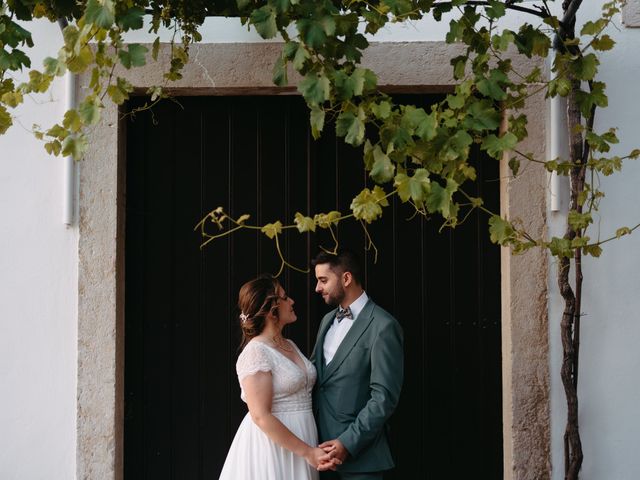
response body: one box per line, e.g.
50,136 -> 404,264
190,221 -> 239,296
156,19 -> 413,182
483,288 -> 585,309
547,3 -> 640,480
2,2 -> 639,478
0,21 -> 78,480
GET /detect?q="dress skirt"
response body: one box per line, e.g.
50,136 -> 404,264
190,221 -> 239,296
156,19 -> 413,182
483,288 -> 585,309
218,407 -> 319,480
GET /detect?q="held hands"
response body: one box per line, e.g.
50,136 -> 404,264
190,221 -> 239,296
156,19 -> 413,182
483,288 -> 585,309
317,439 -> 348,471
304,446 -> 340,471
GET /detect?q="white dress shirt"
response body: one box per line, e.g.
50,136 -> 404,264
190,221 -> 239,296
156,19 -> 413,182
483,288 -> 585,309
323,291 -> 369,365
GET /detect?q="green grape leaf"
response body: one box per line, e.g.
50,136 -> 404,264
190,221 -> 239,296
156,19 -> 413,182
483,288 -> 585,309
382,0 -> 414,16
370,146 -> 395,183
310,107 -> 325,139
492,30 -> 514,52
118,6 -> 145,31
351,186 -> 389,223
62,110 -> 82,133
394,168 -> 431,204
464,99 -> 501,131
485,0 -> 506,19
482,132 -> 518,159
261,221 -> 283,239
46,124 -> 67,139
272,56 -> 288,86
22,70 -> 51,94
583,244 -> 602,257
298,73 -> 330,105
509,157 -> 520,176
489,215 -> 516,245
237,214 -> 250,224
85,0 -> 115,29
336,108 -> 366,146
426,178 -> 458,217
107,77 -> 133,105
118,43 -> 148,69
297,19 -> 327,48
251,6 -> 277,39
568,210 -> 593,230
152,37 -> 160,61
572,53 -> 598,81
333,70 -> 354,101
79,96 -> 101,125
401,105 -> 427,132
580,19 -> 607,36
616,227 -> 631,238
370,100 -> 392,120
314,211 -> 341,229
1,91 -> 23,108
591,34 -> 615,51
272,0 -> 291,14
61,134 -> 88,159
548,237 -> 573,258
67,45 -> 94,73
0,105 -> 12,134
283,42 -> 309,71
294,213 -> 316,233
43,56 -> 65,76
44,140 -> 62,156
477,69 -> 508,101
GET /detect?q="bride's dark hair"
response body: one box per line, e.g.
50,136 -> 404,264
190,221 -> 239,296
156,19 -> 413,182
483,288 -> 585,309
237,274 -> 281,349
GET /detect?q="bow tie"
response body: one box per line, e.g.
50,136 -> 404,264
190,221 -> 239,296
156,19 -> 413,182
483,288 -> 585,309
335,306 -> 353,322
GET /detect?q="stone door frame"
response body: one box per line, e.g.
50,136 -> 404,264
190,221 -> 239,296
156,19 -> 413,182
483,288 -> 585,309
77,41 -> 550,480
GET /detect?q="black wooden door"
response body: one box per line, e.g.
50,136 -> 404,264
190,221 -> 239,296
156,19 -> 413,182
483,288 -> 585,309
124,95 -> 502,479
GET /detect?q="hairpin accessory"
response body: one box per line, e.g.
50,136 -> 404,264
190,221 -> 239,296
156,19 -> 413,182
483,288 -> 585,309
239,312 -> 249,323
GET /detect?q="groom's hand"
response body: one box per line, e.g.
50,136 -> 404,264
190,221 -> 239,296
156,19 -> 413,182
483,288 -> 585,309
317,458 -> 339,472
316,448 -> 340,472
319,439 -> 349,464
316,452 -> 341,471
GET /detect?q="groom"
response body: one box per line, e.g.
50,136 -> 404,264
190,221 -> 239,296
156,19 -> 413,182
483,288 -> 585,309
311,249 -> 404,479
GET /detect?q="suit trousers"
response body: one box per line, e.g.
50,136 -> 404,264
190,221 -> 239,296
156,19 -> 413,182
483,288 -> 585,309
320,470 -> 384,480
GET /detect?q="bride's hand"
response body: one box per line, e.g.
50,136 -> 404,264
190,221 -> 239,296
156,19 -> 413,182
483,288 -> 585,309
304,446 -> 335,470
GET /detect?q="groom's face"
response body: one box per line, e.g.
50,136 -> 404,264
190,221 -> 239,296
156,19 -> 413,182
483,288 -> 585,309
314,263 -> 346,307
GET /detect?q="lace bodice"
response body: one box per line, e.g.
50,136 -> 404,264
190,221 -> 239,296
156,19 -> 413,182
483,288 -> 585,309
236,339 -> 317,413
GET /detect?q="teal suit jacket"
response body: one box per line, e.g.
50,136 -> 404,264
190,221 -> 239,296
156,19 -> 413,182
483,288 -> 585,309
312,299 -> 404,473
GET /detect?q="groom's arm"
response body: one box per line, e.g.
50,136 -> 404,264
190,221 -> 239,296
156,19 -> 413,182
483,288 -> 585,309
337,315 -> 404,457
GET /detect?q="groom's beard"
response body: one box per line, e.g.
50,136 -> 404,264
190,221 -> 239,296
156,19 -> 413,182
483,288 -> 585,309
324,285 -> 345,307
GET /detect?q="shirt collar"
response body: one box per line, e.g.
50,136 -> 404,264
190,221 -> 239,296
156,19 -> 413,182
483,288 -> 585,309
340,291 -> 368,321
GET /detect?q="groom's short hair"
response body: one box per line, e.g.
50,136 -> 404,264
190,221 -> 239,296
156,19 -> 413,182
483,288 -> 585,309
311,248 -> 363,286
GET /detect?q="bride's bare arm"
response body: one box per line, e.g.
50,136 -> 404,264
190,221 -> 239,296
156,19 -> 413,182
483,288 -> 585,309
242,371 -> 332,469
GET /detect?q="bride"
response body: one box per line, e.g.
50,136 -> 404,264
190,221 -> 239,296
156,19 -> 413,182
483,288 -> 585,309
219,275 -> 339,479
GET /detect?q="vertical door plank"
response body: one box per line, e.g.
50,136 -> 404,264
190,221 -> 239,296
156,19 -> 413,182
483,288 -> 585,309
171,98 -> 203,479
200,96 -> 233,478
142,99 -> 176,480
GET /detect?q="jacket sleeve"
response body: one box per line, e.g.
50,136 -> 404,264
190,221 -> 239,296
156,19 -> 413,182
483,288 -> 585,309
338,315 -> 404,457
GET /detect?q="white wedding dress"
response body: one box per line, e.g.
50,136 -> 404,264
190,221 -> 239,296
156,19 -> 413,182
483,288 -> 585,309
218,339 -> 319,480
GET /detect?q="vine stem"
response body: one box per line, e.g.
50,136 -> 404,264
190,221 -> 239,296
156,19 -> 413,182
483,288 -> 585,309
560,71 -> 585,480
273,234 -> 309,277
360,221 -> 379,263
589,222 -> 640,247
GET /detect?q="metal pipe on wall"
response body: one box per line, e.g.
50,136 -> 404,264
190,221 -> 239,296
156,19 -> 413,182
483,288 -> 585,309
549,93 -> 563,212
58,17 -> 76,226
62,71 -> 76,226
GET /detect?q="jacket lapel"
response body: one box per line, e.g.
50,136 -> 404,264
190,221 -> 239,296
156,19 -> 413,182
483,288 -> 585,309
313,309 -> 337,379
319,299 -> 375,386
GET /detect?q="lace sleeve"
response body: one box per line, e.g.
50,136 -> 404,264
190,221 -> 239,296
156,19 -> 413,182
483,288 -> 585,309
236,342 -> 273,383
